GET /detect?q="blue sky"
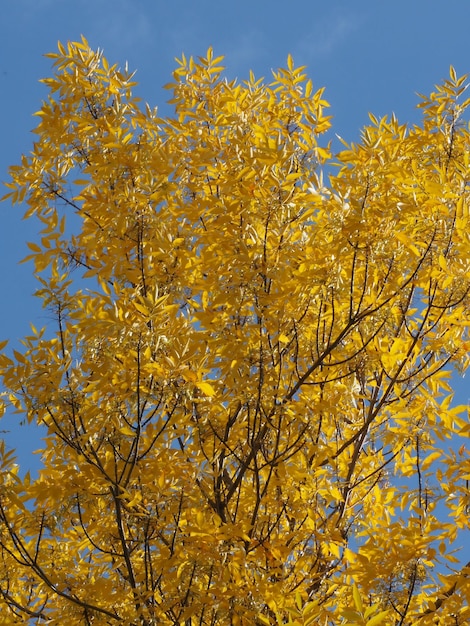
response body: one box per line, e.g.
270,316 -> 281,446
0,0 -> 468,549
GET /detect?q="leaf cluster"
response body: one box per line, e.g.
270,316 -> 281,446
0,40 -> 469,624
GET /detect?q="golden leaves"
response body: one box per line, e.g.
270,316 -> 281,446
0,45 -> 469,624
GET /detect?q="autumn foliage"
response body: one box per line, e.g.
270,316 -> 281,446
0,38 -> 469,624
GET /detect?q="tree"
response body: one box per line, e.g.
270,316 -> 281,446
0,37 -> 469,625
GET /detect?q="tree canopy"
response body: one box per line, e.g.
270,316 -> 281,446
0,37 -> 469,625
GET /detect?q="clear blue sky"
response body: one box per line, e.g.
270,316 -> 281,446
0,0 -> 468,529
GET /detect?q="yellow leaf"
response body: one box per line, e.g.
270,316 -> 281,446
352,584 -> 363,613
26,241 -> 42,253
438,254 -> 448,271
133,301 -> 149,316
422,450 -> 442,470
366,610 -> 391,626
119,426 -> 135,436
195,381 -> 215,397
